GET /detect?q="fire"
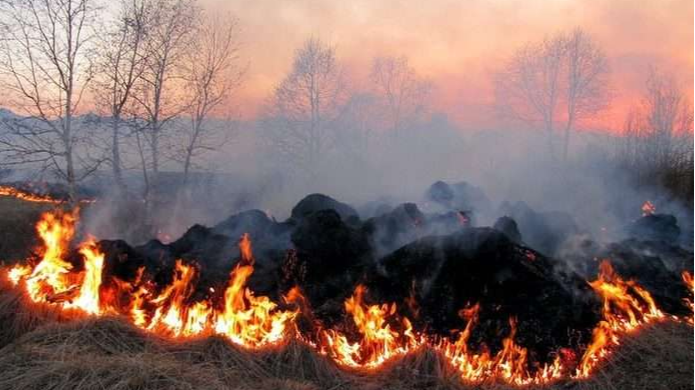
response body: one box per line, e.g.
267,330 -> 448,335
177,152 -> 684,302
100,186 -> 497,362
213,233 -> 297,347
2,210 -> 688,385
682,271 -> 694,325
7,211 -> 296,348
0,185 -> 63,203
145,260 -> 201,336
641,200 -> 656,216
0,185 -> 95,204
70,238 -> 105,314
574,260 -> 665,378
320,285 -> 422,368
21,210 -> 79,303
8,210 -> 107,315
439,304 -> 563,385
8,264 -> 32,286
125,234 -> 297,346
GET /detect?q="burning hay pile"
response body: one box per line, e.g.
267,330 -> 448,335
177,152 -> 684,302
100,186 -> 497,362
0,181 -> 692,389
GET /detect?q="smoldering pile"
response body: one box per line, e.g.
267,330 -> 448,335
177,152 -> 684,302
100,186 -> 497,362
55,180 -> 691,365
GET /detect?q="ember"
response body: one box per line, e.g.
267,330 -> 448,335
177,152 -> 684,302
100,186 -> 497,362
641,200 -> 656,216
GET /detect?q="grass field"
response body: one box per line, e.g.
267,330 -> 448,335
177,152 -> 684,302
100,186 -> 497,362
0,197 -> 692,390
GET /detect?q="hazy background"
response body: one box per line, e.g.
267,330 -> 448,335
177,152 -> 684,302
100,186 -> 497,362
212,0 -> 693,130
0,0 -> 691,245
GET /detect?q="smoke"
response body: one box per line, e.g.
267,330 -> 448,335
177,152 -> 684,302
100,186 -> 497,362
80,110 -> 692,256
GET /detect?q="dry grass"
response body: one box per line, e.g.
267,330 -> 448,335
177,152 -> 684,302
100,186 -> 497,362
0,198 -> 51,262
0,285 -> 691,390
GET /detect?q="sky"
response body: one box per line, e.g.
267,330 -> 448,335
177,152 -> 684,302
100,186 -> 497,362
206,0 -> 693,132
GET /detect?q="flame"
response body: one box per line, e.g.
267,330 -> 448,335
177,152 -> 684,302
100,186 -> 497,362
21,210 -> 79,303
0,185 -> 95,204
6,212 -> 295,348
70,238 -> 105,314
128,233 -> 297,346
8,210 -> 106,315
641,200 -> 656,216
2,211 -> 686,385
682,271 -> 693,325
320,285 -> 422,368
8,264 -> 32,286
0,185 -> 63,203
145,260 -> 201,336
574,260 -> 665,378
213,233 -> 297,347
439,304 -> 563,385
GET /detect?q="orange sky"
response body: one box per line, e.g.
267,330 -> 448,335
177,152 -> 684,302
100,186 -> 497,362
207,0 -> 693,132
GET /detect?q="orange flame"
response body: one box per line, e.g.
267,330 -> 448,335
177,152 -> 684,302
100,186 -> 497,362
682,271 -> 693,325
574,260 -> 664,378
145,260 -> 201,336
22,210 -> 79,303
0,185 -> 95,204
213,233 -> 297,347
126,233 -> 297,346
439,304 -> 563,385
70,238 -> 105,314
0,185 -> 63,203
320,285 -> 422,368
9,210 -> 107,315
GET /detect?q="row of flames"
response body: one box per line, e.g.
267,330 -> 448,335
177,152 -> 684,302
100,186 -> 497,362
0,185 -> 95,204
0,185 -> 64,204
3,209 -> 693,386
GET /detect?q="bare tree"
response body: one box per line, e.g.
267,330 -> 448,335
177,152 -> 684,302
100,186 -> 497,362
494,28 -> 609,160
177,14 -> 244,186
131,0 -> 198,202
561,29 -> 609,159
370,55 -> 431,136
616,68 -> 693,200
333,92 -> 379,166
93,0 -> 151,193
0,0 -> 100,203
260,38 -> 346,180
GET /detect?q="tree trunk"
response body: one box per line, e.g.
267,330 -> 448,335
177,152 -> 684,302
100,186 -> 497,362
112,115 -> 126,192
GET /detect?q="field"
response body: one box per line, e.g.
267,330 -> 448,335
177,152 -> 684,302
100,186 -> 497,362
0,198 -> 692,390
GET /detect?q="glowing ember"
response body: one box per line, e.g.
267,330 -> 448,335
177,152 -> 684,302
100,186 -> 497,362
320,284 -> 422,368
2,210 -> 687,385
641,200 -> 656,216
